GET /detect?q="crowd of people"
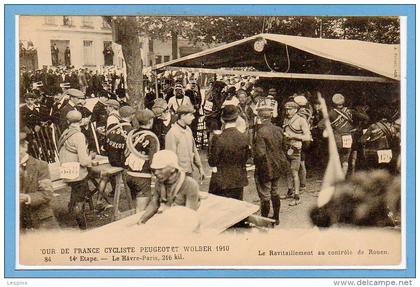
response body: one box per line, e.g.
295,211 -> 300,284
20,65 -> 127,103
19,66 -> 402,231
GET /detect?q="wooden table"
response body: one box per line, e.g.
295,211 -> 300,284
90,193 -> 261,235
88,163 -> 136,221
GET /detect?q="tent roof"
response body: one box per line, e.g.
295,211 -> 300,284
154,33 -> 400,81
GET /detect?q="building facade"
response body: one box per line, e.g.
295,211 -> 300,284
20,16 -> 124,70
141,37 -> 205,67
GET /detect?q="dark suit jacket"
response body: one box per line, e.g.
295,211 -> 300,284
208,127 -> 249,189
253,122 -> 289,182
49,99 -> 68,127
151,114 -> 177,149
91,101 -> 108,128
20,156 -> 55,229
20,105 -> 42,130
185,88 -> 202,111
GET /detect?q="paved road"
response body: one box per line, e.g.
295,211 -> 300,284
199,151 -> 323,229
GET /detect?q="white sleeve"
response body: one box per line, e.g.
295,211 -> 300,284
168,97 -> 175,109
273,101 -> 278,118
185,97 -> 192,106
106,116 -> 119,128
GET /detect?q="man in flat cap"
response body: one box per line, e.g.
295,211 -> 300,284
95,105 -> 136,203
281,101 -> 311,206
208,105 -> 250,200
152,98 -> 177,149
19,131 -> 59,231
124,109 -> 160,212
166,104 -> 205,181
253,102 -> 288,224
58,88 -> 96,153
58,110 -> 94,229
58,88 -> 90,132
105,105 -> 135,168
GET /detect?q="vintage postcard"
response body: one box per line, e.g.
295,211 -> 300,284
3,3 -> 416,283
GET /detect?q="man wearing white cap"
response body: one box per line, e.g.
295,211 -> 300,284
138,150 -> 200,224
329,93 -> 363,176
294,94 -> 313,193
167,83 -> 192,115
281,101 -> 311,206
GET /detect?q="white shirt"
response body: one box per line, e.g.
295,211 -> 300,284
168,96 -> 192,113
106,110 -> 120,128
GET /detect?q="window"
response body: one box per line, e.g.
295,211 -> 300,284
103,41 -> 112,49
102,18 -> 111,29
155,55 -> 162,65
83,40 -> 95,66
149,38 -> 154,52
103,41 -> 113,66
82,16 -> 94,28
44,16 -> 56,25
164,55 -> 170,63
62,16 -> 72,26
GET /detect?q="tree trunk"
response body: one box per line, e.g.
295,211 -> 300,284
171,31 -> 178,60
115,17 -> 144,109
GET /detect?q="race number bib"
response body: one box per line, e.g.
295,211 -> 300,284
203,100 -> 214,112
59,162 -> 80,180
377,150 -> 393,163
341,135 -> 353,148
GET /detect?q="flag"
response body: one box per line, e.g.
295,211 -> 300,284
317,93 -> 345,207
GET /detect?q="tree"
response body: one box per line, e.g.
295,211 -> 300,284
109,17 -> 143,108
105,16 -> 199,107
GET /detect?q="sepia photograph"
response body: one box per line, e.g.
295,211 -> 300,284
7,4 -> 412,275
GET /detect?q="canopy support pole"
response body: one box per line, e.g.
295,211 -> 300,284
156,67 -> 395,83
153,70 -> 159,99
